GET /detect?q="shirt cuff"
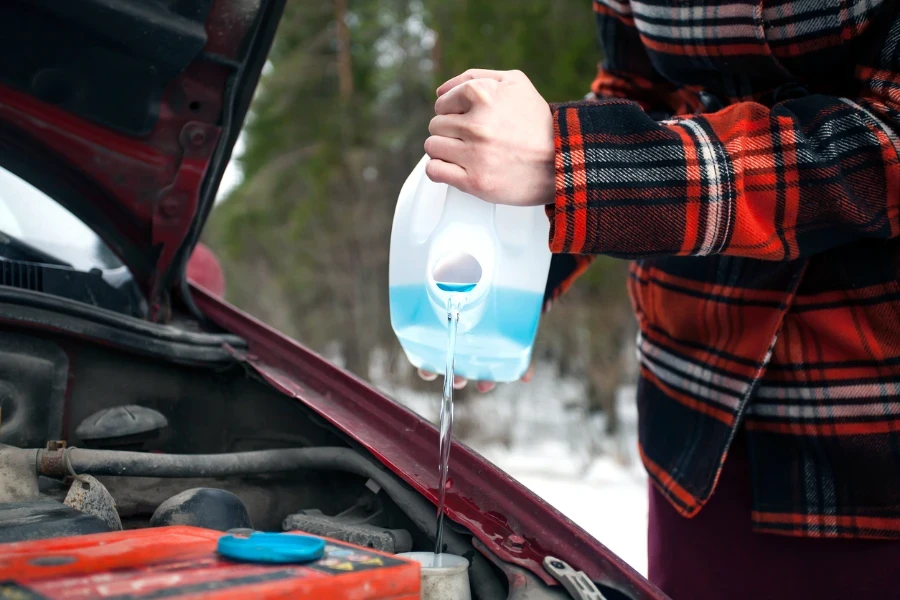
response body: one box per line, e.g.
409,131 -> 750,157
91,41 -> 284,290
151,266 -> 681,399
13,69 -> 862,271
548,101 -> 592,254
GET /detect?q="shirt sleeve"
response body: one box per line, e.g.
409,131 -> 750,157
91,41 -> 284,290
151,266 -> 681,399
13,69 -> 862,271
544,0 -> 696,306
549,13 -> 900,260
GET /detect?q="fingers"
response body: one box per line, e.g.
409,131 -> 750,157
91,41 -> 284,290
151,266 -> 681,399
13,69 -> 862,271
425,159 -> 467,188
434,83 -> 474,115
416,362 -> 535,393
417,369 -> 438,382
437,69 -> 506,96
416,369 -> 468,390
428,114 -> 467,139
435,79 -> 494,114
521,364 -> 535,383
436,79 -> 502,116
425,114 -> 478,192
424,136 -> 466,164
476,381 -> 496,393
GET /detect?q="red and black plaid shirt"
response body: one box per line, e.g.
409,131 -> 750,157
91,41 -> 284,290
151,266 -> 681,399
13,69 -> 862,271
545,0 -> 900,538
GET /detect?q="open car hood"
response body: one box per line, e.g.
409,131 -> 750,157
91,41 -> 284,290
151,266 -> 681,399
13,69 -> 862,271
0,0 -> 283,314
0,3 -> 662,595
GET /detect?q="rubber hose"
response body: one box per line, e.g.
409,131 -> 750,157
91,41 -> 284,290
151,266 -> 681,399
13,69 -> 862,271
54,447 -> 368,478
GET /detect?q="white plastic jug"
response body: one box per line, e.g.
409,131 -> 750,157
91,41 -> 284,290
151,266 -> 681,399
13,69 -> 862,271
389,155 -> 552,382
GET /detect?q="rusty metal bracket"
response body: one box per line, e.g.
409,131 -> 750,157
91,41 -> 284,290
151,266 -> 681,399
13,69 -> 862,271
39,446 -> 67,477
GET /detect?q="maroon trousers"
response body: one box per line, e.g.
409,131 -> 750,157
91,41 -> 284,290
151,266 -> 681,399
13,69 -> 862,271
648,433 -> 900,600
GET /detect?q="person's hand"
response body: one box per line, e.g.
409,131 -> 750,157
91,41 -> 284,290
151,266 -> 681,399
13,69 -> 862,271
416,364 -> 535,393
425,69 -> 555,207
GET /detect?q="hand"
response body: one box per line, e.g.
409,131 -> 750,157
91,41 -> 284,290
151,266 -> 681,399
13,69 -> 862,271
416,364 -> 535,394
425,69 -> 555,207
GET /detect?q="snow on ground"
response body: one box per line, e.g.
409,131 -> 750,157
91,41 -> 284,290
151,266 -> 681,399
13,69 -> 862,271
480,440 -> 648,577
375,359 -> 649,576
474,384 -> 648,576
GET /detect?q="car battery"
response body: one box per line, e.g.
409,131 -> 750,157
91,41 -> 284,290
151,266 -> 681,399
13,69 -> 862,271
0,526 -> 420,599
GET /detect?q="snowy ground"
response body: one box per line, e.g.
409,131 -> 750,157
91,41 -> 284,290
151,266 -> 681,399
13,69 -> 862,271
480,439 -> 648,577
375,361 -> 649,576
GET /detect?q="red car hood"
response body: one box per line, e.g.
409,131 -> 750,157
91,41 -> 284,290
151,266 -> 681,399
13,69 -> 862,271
0,0 -> 283,315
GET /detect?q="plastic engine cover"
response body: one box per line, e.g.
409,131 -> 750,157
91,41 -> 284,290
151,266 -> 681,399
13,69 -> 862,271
0,500 -> 111,543
0,526 -> 420,599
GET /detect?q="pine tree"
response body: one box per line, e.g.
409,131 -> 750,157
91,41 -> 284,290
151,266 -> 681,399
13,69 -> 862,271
205,0 -> 636,421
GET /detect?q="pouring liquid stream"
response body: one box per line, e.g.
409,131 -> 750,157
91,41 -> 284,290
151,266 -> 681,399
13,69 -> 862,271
434,294 -> 463,567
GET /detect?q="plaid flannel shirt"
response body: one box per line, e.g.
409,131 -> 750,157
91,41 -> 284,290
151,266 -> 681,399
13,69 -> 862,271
545,0 -> 900,538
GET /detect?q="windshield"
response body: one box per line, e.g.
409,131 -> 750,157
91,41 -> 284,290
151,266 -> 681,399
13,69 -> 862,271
0,165 -> 145,317
0,165 -> 123,271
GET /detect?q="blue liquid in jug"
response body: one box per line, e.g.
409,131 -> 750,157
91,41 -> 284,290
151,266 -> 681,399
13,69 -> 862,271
389,284 -> 544,382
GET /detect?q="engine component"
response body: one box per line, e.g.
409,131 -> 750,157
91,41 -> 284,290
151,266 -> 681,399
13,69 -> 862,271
544,556 -> 608,600
0,527 -> 421,599
0,443 -> 38,502
74,404 -> 168,449
38,446 -> 392,478
29,445 -> 505,599
0,334 -> 67,448
150,488 -> 252,531
473,537 -> 573,600
0,257 -> 145,318
64,474 -> 122,532
397,552 -> 471,600
0,499 -> 110,543
38,475 -> 69,501
283,510 -> 412,554
95,476 -> 297,532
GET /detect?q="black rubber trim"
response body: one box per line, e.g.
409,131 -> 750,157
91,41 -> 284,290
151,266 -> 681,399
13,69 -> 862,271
174,0 -> 288,322
0,287 -> 245,365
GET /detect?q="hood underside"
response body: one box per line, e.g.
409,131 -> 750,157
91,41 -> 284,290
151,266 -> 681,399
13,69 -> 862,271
0,0 -> 284,315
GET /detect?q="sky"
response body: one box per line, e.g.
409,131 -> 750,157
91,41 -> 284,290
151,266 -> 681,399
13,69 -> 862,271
217,134 -> 245,203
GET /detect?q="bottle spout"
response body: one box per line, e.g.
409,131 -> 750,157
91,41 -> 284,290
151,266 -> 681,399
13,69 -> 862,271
432,251 -> 482,293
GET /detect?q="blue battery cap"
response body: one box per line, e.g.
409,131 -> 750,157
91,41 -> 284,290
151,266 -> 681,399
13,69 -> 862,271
217,531 -> 326,564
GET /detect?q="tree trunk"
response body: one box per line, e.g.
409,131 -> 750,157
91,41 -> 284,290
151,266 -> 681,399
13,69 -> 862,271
333,0 -> 353,99
343,339 -> 369,380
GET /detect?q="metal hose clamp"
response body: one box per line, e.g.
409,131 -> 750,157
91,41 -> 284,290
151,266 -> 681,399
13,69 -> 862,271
62,446 -> 86,483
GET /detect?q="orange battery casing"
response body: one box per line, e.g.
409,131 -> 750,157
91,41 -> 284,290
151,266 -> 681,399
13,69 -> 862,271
0,526 -> 420,599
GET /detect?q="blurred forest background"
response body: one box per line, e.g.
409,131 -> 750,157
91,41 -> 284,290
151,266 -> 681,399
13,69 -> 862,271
203,0 -> 638,452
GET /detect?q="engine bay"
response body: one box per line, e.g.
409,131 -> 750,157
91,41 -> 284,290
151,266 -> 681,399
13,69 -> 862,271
0,330 -> 603,600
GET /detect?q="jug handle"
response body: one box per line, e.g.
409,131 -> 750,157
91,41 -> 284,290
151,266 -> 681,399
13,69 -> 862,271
439,185 -> 495,226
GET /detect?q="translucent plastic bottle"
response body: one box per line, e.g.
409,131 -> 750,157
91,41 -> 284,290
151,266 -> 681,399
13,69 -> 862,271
389,155 -> 552,382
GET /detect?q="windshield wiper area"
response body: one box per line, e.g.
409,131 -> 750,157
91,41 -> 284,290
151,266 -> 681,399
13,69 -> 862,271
0,230 -> 72,267
0,231 -> 146,318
